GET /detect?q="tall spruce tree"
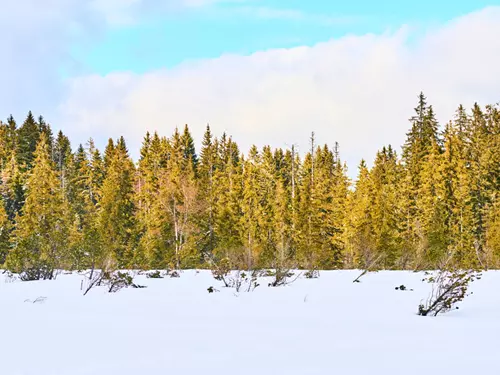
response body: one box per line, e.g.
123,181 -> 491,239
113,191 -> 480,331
16,111 -> 40,170
5,137 -> 69,279
136,131 -> 169,268
0,198 -> 11,264
98,137 -> 136,268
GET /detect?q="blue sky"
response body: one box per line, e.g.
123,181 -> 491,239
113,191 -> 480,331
79,0 -> 498,74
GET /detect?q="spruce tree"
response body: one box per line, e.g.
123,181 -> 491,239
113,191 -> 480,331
16,111 -> 41,170
98,138 -> 136,268
344,160 -> 374,268
0,198 -> 11,264
213,136 -> 243,263
198,125 -> 219,256
240,146 -> 263,269
5,137 -> 69,279
0,116 -> 18,164
0,152 -> 25,220
158,129 -> 200,269
136,132 -> 169,268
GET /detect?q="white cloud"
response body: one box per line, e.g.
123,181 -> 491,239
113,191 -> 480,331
58,6 -> 500,174
0,1 -> 102,118
0,0 -> 240,120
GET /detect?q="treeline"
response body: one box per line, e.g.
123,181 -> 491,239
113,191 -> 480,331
0,93 -> 499,278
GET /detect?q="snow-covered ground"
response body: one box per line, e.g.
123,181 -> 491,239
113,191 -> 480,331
1,270 -> 499,375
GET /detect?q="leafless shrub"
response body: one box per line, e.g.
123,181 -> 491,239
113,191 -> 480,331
82,258 -> 145,295
228,270 -> 259,292
205,255 -> 231,287
205,254 -> 259,292
268,268 -> 300,287
353,254 -> 383,283
418,269 -> 481,316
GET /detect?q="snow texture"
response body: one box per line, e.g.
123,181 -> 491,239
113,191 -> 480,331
1,270 -> 498,375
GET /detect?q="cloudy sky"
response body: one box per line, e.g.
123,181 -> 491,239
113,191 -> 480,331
1,0 -> 499,175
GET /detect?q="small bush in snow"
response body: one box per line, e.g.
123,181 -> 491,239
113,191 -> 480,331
205,255 -> 260,292
107,272 -> 146,292
82,259 -> 146,295
146,271 -> 163,279
418,269 -> 481,316
207,286 -> 219,293
268,269 -> 298,287
209,257 -> 231,286
229,270 -> 259,292
169,270 -> 180,278
304,269 -> 320,279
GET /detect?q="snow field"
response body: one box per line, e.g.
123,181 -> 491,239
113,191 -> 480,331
1,270 -> 499,375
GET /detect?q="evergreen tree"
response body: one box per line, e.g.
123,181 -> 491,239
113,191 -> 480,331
213,136 -> 243,263
344,160 -> 374,268
136,132 -> 169,268
16,111 -> 41,169
98,138 -> 136,268
367,146 -> 403,268
103,138 -> 115,172
158,129 -> 200,269
198,125 -> 219,256
0,152 -> 25,221
181,124 -> 198,171
5,137 -> 69,279
240,146 -> 263,269
0,116 -> 18,164
0,198 -> 11,264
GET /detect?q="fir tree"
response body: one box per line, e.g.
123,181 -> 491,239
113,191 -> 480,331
0,198 -> 11,264
136,132 -> 169,268
98,138 -> 136,268
16,111 -> 41,170
198,125 -> 219,256
5,137 -> 69,279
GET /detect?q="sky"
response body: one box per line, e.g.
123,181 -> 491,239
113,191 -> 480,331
1,0 -> 500,175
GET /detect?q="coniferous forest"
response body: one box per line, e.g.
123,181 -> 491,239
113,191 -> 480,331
0,93 -> 499,278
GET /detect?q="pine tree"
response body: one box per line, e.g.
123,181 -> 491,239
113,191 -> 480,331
485,199 -> 500,266
240,146 -> 263,269
16,111 -> 41,170
0,198 -> 11,264
181,124 -> 198,171
38,116 -> 54,156
5,137 -> 69,279
103,138 -> 115,172
0,152 -> 25,220
0,116 -> 17,164
98,138 -> 136,268
136,132 -> 169,268
78,138 -> 105,271
368,146 -> 403,268
213,136 -> 243,263
198,125 -> 219,257
344,160 -> 374,268
158,129 -> 200,269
